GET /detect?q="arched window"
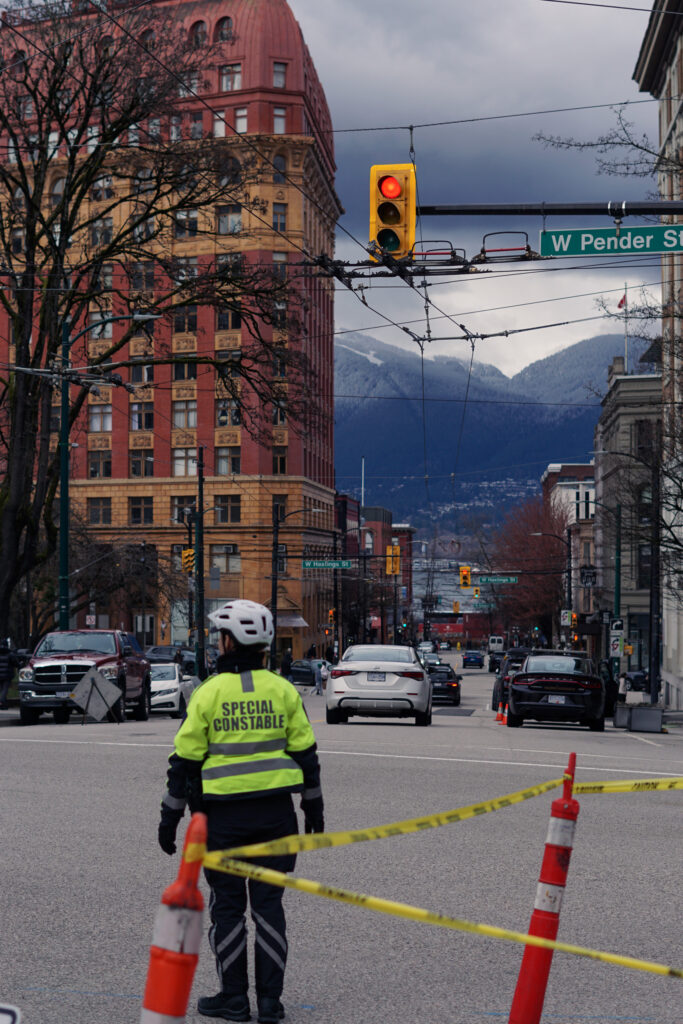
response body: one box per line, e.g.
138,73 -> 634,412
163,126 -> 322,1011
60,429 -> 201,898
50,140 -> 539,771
220,155 -> 241,187
50,177 -> 66,208
11,51 -> 26,80
190,21 -> 207,48
273,153 -> 286,183
141,29 -> 156,50
215,17 -> 233,42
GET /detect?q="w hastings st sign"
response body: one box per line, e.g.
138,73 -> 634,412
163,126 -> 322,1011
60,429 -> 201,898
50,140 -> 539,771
539,225 -> 683,258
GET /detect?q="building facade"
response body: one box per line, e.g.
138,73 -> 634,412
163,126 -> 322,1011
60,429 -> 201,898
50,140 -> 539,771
0,0 -> 341,659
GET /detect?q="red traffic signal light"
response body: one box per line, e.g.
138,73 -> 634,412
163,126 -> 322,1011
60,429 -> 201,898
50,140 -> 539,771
369,164 -> 416,260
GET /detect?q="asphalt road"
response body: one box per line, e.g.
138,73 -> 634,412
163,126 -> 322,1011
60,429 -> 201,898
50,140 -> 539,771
1,658 -> 682,1024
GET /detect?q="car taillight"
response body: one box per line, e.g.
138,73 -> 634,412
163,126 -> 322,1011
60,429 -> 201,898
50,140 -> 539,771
449,680 -> 460,688
399,670 -> 424,680
330,668 -> 358,678
512,675 -> 531,686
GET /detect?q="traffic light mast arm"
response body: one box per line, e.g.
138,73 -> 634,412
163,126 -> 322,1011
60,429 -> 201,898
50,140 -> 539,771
416,201 -> 683,217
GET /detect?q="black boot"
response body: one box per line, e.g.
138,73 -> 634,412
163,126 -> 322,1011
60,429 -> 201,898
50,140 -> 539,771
257,997 -> 285,1023
197,992 -> 251,1021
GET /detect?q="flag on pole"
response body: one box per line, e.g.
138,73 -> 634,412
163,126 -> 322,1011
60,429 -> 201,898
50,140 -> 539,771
617,294 -> 627,309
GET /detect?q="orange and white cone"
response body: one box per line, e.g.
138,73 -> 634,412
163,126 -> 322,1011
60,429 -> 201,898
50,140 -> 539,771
141,812 -> 207,1023
495,702 -> 504,722
503,703 -> 509,725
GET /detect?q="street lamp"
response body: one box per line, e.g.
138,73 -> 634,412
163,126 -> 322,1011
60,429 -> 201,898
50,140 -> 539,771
58,312 -> 159,630
530,527 -> 572,611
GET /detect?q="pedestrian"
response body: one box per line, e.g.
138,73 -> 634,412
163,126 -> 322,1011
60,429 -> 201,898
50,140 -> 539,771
324,644 -> 334,665
280,647 -> 293,682
0,640 -> 18,710
305,643 -> 316,659
313,661 -> 324,695
157,599 -> 324,1024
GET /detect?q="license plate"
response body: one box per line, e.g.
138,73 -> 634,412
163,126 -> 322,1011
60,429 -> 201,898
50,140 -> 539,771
54,691 -> 70,700
548,694 -> 566,705
367,672 -> 385,682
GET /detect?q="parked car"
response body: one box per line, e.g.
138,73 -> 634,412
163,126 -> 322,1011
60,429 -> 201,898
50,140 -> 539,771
18,629 -> 151,725
422,653 -> 444,670
417,641 -> 436,655
507,653 -> 605,730
430,665 -> 462,705
462,650 -> 485,669
149,662 -> 197,718
438,640 -> 451,651
145,644 -> 196,674
289,658 -> 332,686
492,648 -> 535,709
488,650 -> 504,674
327,644 -> 432,725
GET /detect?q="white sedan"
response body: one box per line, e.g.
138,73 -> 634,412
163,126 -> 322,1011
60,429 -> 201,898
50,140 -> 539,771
149,662 -> 197,718
326,644 -> 432,726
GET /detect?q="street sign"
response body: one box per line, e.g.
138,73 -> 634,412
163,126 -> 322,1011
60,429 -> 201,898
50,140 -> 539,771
478,575 -> 518,584
611,618 -> 624,632
610,636 -> 624,656
85,614 -> 96,626
560,610 -> 571,627
540,224 -> 683,258
302,559 -> 352,569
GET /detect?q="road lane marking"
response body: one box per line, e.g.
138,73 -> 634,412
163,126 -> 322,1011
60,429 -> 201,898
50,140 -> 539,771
627,734 -> 662,747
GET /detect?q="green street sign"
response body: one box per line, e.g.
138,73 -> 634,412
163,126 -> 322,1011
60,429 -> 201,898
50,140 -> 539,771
478,575 -> 518,584
540,225 -> 683,258
302,559 -> 352,569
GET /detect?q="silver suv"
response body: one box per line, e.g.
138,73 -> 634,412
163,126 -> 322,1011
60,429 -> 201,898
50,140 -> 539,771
326,644 -> 432,726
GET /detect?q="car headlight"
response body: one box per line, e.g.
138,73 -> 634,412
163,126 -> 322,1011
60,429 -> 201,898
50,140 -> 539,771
19,667 -> 34,683
154,687 -> 179,697
99,664 -> 119,680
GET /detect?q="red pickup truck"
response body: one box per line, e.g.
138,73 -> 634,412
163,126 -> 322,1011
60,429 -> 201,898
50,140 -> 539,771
17,629 -> 151,725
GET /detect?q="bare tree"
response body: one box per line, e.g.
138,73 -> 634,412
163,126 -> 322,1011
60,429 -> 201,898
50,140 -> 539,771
0,0 -> 309,634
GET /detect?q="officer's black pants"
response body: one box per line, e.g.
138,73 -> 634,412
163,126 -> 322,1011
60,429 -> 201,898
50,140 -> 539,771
204,794 -> 298,1000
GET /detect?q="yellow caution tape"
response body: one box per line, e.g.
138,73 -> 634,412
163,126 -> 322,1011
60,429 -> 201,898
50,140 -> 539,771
574,776 -> 683,795
221,776 -> 565,859
201,854 -> 682,979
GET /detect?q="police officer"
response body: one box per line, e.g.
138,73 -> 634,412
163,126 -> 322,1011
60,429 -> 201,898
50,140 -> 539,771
158,600 -> 324,1024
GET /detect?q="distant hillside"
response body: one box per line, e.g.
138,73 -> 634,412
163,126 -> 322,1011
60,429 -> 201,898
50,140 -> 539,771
334,332 -> 655,523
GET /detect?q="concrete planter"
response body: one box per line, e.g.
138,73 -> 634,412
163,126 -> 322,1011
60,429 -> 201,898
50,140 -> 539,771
628,705 -> 664,733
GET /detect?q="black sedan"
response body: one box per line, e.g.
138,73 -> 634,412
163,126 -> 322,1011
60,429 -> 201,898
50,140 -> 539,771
430,665 -> 462,705
507,653 -> 605,730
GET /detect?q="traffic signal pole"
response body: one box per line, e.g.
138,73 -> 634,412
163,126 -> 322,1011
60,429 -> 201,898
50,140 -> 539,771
194,447 -> 206,681
416,200 -> 683,217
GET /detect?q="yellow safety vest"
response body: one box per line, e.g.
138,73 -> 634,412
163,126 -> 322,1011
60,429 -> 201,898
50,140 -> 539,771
174,668 -> 316,799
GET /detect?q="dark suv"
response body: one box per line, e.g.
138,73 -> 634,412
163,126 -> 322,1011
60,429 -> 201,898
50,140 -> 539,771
18,630 -> 151,725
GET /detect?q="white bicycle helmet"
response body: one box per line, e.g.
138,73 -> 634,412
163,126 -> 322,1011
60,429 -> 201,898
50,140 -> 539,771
208,600 -> 274,648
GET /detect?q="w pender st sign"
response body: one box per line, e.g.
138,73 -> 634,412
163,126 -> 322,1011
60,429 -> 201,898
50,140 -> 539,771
539,225 -> 683,257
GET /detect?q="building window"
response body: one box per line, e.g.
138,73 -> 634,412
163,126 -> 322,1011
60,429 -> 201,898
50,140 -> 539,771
131,402 -> 154,431
129,496 -> 154,525
273,350 -> 287,378
216,350 -> 242,376
11,229 -> 24,254
190,111 -> 203,139
173,447 -> 198,476
89,314 -> 113,339
130,448 -> 154,476
273,62 -> 286,88
173,361 -> 198,381
210,544 -> 241,574
216,398 -> 240,427
173,305 -> 197,334
637,544 -> 651,589
50,177 -> 66,208
171,543 -> 183,571
217,204 -> 241,235
88,449 -> 111,478
91,217 -> 113,246
273,494 -> 287,522
88,404 -> 112,432
277,543 -> 287,574
272,400 -> 286,425
172,400 -> 197,429
213,110 -> 226,138
215,494 -> 241,523
91,174 -> 113,201
216,446 -> 241,475
272,252 -> 287,279
273,446 -> 287,475
216,17 -> 233,42
172,495 -> 196,524
272,300 -> 286,329
174,209 -> 198,238
178,71 -> 200,98
170,115 -> 181,142
273,106 -> 286,134
272,202 -> 286,231
235,107 -> 247,134
131,261 -> 155,292
217,252 -> 244,279
220,63 -> 241,91
88,497 -> 111,525
133,215 -> 155,242
273,154 -> 286,184
217,304 -> 241,331
190,20 -> 207,48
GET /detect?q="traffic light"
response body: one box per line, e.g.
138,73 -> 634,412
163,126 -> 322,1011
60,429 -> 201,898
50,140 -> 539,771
571,612 -> 578,627
385,544 -> 401,575
459,566 -> 471,588
473,587 -> 480,599
328,608 -> 335,625
369,164 -> 416,260
181,547 -> 195,573
452,600 -> 460,614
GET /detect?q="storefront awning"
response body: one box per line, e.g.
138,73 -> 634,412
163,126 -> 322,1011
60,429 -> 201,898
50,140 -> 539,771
277,613 -> 309,629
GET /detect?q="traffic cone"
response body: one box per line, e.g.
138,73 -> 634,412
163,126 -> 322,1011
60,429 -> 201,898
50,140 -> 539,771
503,703 -> 509,725
495,702 -> 504,722
141,812 -> 207,1023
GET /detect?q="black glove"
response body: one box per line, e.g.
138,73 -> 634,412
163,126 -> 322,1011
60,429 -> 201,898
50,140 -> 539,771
301,795 -> 325,834
158,808 -> 183,855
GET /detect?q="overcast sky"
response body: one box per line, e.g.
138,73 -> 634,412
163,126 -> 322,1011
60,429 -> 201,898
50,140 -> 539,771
289,0 -> 663,375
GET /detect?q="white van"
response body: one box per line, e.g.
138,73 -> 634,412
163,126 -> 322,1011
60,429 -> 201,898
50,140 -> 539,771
488,635 -> 504,654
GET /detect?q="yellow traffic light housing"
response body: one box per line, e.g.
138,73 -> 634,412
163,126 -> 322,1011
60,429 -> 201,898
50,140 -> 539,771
181,547 -> 195,574
328,608 -> 335,625
473,587 -> 480,599
452,600 -> 460,614
459,566 -> 471,588
369,163 -> 416,260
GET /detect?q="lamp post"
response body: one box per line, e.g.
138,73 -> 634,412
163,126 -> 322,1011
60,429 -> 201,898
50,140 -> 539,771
530,527 -> 573,611
58,312 -> 159,630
